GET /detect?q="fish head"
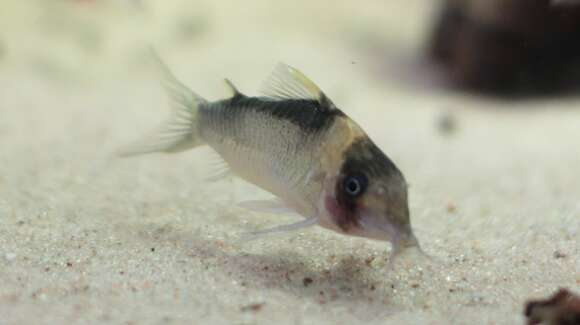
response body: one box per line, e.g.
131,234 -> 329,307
318,136 -> 419,254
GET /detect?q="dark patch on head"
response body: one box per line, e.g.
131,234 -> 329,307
333,138 -> 406,231
341,138 -> 402,178
225,96 -> 345,133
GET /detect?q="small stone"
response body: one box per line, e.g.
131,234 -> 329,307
240,302 -> 264,312
446,202 -> 457,214
553,250 -> 567,259
5,253 -> 16,261
364,256 -> 375,266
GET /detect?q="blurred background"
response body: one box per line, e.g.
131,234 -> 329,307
0,0 -> 431,84
2,0 -> 580,95
0,1 -> 579,324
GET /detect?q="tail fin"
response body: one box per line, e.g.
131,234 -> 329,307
117,52 -> 206,157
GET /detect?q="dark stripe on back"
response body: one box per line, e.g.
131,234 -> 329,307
219,95 -> 345,133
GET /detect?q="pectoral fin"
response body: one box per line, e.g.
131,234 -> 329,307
205,151 -> 234,182
239,217 -> 319,242
238,199 -> 295,215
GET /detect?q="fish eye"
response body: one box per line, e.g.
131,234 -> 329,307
343,174 -> 368,197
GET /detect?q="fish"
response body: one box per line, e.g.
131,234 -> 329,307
119,55 -> 421,257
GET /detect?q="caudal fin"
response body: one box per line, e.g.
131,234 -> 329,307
117,52 -> 206,157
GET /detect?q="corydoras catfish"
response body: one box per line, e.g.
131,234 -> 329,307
120,57 -> 421,257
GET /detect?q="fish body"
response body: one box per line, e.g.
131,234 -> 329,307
120,58 -> 420,255
199,95 -> 333,219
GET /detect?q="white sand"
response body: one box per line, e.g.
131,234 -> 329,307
0,1 -> 578,324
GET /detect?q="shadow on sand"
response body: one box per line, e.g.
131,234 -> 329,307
126,222 -> 400,312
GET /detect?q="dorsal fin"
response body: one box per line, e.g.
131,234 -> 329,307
260,63 -> 335,110
224,78 -> 242,97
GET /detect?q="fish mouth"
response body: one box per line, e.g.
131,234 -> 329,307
357,212 -> 430,267
357,213 -> 420,252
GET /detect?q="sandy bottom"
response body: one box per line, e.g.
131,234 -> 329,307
0,1 -> 578,324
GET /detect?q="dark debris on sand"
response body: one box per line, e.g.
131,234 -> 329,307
524,288 -> 580,325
